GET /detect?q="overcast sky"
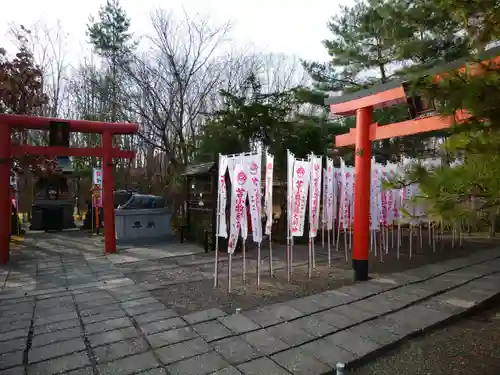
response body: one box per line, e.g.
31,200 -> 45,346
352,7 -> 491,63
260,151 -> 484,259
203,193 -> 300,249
1,0 -> 352,63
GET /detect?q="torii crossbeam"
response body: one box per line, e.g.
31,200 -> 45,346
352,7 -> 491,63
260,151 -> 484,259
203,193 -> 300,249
326,46 -> 500,281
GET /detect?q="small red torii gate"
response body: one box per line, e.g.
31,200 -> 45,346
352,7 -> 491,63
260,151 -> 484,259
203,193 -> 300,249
326,46 -> 500,281
0,114 -> 138,264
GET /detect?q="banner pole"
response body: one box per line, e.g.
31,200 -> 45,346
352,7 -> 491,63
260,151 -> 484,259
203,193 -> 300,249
214,154 -> 222,288
257,242 -> 261,288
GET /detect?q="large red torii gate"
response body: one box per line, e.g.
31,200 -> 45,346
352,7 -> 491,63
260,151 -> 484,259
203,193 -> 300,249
326,46 -> 500,281
0,114 -> 138,264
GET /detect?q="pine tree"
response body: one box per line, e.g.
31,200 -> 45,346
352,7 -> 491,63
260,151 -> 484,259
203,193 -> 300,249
399,0 -> 500,227
388,0 -> 469,74
87,0 -> 134,122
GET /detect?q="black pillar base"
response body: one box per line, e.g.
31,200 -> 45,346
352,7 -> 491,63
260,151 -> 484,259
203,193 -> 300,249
352,259 -> 369,282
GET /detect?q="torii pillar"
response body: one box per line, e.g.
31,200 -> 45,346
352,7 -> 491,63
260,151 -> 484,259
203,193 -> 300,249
352,107 -> 373,281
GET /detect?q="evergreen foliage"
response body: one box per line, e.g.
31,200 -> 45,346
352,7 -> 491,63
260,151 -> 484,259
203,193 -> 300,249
391,0 -> 500,225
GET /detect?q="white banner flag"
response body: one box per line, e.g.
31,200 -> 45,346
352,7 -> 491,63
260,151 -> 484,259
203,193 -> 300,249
322,168 -> 327,227
239,153 -> 262,242
264,153 -> 274,235
287,151 -> 295,237
309,155 -> 322,237
291,159 -> 311,237
370,158 -> 381,230
217,155 -> 228,237
227,164 -> 250,254
326,158 -> 335,230
339,159 -> 353,230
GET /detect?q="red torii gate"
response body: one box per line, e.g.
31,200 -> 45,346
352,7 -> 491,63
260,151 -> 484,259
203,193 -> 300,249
0,114 -> 138,264
326,46 -> 500,281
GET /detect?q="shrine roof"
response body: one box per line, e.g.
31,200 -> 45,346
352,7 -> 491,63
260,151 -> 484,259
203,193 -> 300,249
182,162 -> 216,176
325,45 -> 500,116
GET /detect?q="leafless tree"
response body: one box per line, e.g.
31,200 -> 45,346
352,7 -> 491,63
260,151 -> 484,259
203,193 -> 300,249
122,9 -> 231,171
258,52 -> 309,93
9,21 -> 70,118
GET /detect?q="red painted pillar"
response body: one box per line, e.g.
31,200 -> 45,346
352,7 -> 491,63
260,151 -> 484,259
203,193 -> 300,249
0,123 -> 11,264
352,106 -> 373,281
102,131 -> 116,253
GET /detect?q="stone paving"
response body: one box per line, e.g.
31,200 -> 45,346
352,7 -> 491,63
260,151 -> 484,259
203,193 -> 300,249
1,245 -> 499,375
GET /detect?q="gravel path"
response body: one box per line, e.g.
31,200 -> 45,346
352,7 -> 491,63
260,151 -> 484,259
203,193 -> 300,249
349,302 -> 500,375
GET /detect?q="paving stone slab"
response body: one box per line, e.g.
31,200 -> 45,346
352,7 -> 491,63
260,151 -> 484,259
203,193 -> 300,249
265,322 -> 315,346
140,317 -> 187,335
376,272 -> 422,285
31,326 -> 82,348
0,317 -> 32,333
166,351 -> 229,375
0,349 -> 24,370
0,336 -> 27,355
63,366 -> 95,374
134,309 -> 179,325
352,295 -> 404,315
120,297 -> 160,309
241,329 -> 289,356
183,308 -> 227,325
212,336 -> 260,364
193,320 -> 234,342
34,318 -> 80,335
347,321 -> 402,345
0,305 -> 34,318
85,317 -> 133,335
34,311 -> 79,327
122,303 -> 167,317
317,289 -> 359,305
336,283 -> 386,299
372,315 -> 421,337
209,366 -> 243,375
382,285 -> 433,301
93,336 -> 149,363
77,297 -> 117,310
147,326 -> 199,348
448,282 -> 499,303
0,327 -> 29,342
268,304 -> 303,320
27,351 -> 91,375
96,351 -> 160,375
420,296 -> 471,314
82,310 -> 127,325
135,368 -> 168,375
242,307 -> 285,327
237,357 -> 290,375
417,277 -> 460,293
79,304 -> 122,317
388,304 -> 452,332
244,303 -> 303,328
325,329 -> 381,357
0,310 -> 33,324
271,347 -> 331,375
330,304 -> 377,324
86,326 -> 138,347
299,338 -> 356,367
218,314 -> 260,333
74,292 -> 111,303
36,296 -> 74,310
3,367 -> 26,375
155,337 -> 212,365
113,292 -> 156,303
284,296 -> 325,314
290,315 -> 337,337
29,337 -> 86,363
313,309 -> 356,330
